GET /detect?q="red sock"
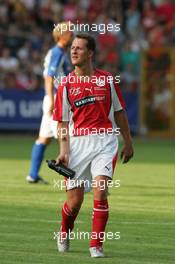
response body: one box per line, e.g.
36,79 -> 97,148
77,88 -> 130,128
60,202 -> 79,236
90,199 -> 109,248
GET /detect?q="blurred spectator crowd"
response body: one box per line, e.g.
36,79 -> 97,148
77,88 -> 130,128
0,0 -> 175,91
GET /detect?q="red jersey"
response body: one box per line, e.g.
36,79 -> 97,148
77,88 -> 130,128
53,68 -> 125,136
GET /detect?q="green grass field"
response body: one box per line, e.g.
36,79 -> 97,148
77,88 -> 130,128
0,136 -> 175,264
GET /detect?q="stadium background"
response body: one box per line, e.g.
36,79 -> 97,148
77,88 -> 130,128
0,0 -> 175,264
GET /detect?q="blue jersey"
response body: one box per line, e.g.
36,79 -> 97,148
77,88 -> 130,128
43,45 -> 71,89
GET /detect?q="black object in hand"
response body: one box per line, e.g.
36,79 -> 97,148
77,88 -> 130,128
46,160 -> 75,179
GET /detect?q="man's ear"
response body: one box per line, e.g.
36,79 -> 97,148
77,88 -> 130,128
88,50 -> 93,58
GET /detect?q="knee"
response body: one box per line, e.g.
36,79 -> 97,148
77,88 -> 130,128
93,189 -> 108,201
93,176 -> 109,200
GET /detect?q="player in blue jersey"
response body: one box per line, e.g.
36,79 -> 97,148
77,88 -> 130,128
26,22 -> 73,183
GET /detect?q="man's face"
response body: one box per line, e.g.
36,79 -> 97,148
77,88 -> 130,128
63,31 -> 74,46
71,38 -> 92,66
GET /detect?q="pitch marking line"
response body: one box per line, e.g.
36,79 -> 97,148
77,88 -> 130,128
0,217 -> 174,225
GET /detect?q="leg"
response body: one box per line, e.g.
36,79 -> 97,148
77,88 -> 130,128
90,175 -> 109,256
27,94 -> 55,182
60,185 -> 84,234
93,175 -> 109,201
58,186 -> 84,252
27,136 -> 52,181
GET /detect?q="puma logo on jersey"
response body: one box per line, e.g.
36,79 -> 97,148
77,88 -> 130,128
85,87 -> 93,93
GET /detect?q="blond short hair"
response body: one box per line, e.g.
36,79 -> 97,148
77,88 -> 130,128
53,21 -> 73,42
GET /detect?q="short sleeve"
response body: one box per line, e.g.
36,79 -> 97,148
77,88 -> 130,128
110,81 -> 126,111
53,85 -> 70,122
43,49 -> 62,77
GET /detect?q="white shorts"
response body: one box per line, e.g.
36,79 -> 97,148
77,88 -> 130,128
39,95 -> 58,138
66,134 -> 118,192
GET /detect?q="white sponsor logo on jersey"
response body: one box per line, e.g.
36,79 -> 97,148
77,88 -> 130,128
94,87 -> 107,91
70,87 -> 81,95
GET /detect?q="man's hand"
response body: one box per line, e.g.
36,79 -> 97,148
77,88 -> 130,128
47,100 -> 54,116
114,110 -> 134,163
56,153 -> 69,167
120,143 -> 134,164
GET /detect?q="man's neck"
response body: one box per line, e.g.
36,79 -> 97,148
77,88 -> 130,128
57,41 -> 65,49
74,64 -> 94,77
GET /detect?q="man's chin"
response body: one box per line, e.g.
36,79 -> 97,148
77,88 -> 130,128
72,61 -> 80,66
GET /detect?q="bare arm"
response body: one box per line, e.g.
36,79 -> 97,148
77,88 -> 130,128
114,109 -> 134,163
44,76 -> 54,116
55,121 -> 70,166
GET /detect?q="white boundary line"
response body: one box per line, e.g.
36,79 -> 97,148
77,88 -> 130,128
0,217 -> 174,225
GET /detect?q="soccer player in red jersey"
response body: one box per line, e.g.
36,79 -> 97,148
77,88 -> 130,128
53,33 -> 134,257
